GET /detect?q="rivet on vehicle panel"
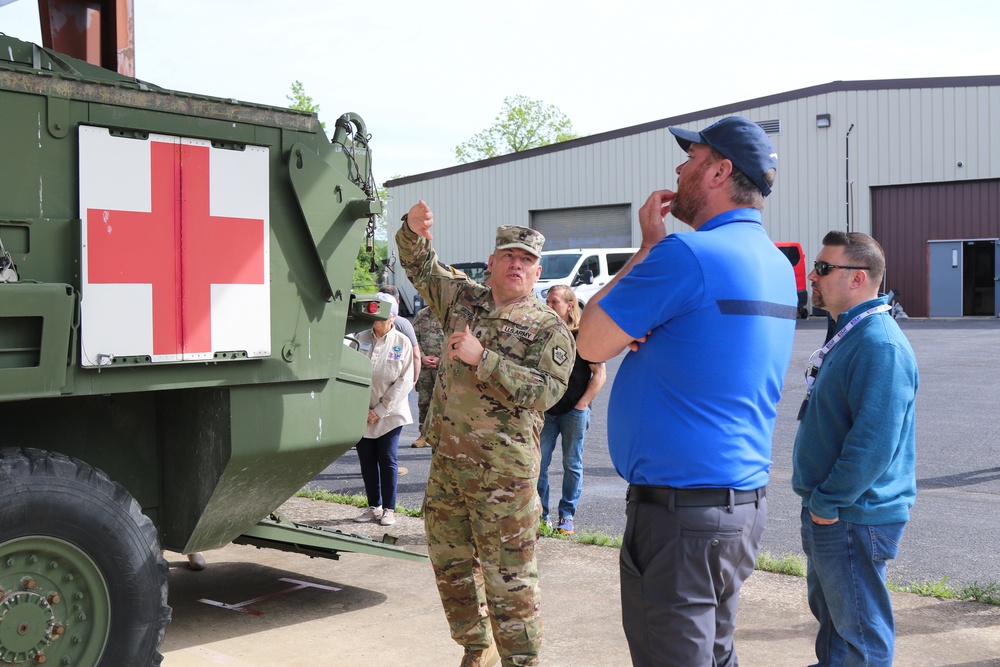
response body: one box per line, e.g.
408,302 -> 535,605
21,577 -> 36,589
47,594 -> 60,605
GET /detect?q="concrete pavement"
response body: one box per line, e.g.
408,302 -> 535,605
160,498 -> 1000,667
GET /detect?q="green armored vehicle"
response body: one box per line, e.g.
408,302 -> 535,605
0,31 -> 418,666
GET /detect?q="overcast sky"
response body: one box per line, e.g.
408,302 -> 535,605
3,0 -> 999,187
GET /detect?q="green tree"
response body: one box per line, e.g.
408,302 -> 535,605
286,80 -> 326,133
352,242 -> 387,293
352,182 -> 394,291
455,95 -> 578,163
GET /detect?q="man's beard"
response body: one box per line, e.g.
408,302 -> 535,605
670,161 -> 710,224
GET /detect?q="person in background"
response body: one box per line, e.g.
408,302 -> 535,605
793,231 -> 918,667
411,305 -> 444,448
537,285 -> 606,534
577,116 -> 797,666
397,201 -> 574,667
379,284 -> 421,385
352,292 -> 413,527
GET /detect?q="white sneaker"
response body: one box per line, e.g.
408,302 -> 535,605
354,506 -> 382,522
379,509 -> 396,526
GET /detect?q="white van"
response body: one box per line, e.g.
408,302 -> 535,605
533,248 -> 638,307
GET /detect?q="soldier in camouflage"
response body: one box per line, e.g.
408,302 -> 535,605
411,305 -> 444,448
397,200 -> 574,667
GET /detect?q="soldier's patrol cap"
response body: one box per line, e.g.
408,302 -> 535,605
495,225 -> 545,258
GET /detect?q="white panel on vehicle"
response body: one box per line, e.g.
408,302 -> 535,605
79,127 -> 271,367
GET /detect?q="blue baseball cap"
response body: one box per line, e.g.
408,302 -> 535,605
668,116 -> 778,196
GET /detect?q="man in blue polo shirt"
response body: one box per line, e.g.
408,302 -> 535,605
578,116 -> 797,667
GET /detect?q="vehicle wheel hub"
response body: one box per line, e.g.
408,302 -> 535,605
0,537 -> 110,665
0,590 -> 56,660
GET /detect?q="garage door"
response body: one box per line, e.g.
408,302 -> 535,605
872,179 -> 1000,317
531,204 -> 631,250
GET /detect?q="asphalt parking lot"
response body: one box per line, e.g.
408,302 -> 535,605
313,318 -> 1000,591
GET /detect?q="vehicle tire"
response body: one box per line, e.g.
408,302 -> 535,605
0,448 -> 170,666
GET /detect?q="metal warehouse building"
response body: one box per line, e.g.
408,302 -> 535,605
386,75 -> 1000,318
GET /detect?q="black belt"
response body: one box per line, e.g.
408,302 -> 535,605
626,484 -> 766,510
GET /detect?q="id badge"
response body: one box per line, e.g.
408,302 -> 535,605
797,397 -> 809,421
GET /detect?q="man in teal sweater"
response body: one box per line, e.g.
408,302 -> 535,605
793,231 -> 918,667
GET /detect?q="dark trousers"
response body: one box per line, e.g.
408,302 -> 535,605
355,426 -> 402,509
620,495 -> 766,667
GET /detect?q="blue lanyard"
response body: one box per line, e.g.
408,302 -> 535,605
804,304 -> 891,398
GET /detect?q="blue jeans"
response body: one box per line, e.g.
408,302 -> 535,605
536,407 -> 589,520
800,507 -> 906,666
356,426 -> 402,509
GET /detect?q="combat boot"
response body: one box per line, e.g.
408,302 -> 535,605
459,642 -> 499,667
411,435 -> 430,448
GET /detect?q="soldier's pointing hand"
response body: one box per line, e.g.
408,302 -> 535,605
406,200 -> 434,240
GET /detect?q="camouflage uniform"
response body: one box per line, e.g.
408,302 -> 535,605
412,306 -> 444,427
396,222 -> 574,666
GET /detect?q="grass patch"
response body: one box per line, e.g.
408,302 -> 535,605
755,550 -> 807,577
752,555 -> 1000,606
539,521 -> 622,547
889,577 -> 1000,605
292,489 -> 1000,606
296,487 -> 422,517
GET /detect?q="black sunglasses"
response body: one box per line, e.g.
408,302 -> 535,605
813,260 -> 870,276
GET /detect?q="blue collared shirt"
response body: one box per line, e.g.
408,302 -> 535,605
602,208 -> 797,489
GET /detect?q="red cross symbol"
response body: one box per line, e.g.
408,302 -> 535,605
87,141 -> 265,356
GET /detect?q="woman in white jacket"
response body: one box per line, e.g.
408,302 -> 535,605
352,293 -> 413,526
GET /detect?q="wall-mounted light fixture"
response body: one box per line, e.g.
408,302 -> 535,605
816,113 -> 831,128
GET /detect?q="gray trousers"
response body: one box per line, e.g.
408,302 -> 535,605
620,495 -> 766,667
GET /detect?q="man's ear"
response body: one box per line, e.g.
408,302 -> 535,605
709,158 -> 734,189
851,269 -> 869,289
487,254 -> 495,272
